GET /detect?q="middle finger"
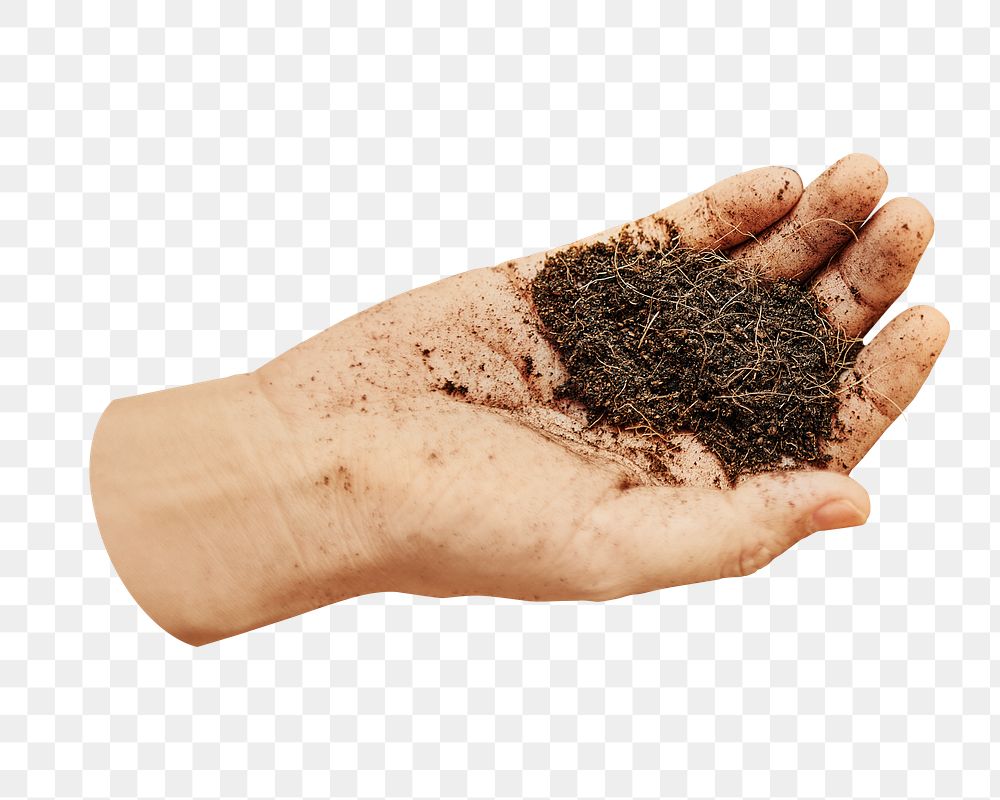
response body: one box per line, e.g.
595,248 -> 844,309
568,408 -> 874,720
729,153 -> 888,281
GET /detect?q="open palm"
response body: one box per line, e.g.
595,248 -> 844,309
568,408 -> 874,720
258,154 -> 947,603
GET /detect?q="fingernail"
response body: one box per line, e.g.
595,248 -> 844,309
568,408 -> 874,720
811,499 -> 867,530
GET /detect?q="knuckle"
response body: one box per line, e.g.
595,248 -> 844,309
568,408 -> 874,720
567,523 -> 635,603
581,579 -> 630,603
727,540 -> 779,579
571,549 -> 631,602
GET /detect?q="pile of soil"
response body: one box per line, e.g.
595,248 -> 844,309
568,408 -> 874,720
529,226 -> 862,482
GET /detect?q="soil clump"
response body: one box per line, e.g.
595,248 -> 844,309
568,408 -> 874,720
529,226 -> 862,482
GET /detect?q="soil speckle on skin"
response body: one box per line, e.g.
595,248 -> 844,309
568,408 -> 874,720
441,379 -> 469,396
529,225 -> 863,483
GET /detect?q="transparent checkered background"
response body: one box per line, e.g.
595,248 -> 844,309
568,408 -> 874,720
1,1 -> 995,797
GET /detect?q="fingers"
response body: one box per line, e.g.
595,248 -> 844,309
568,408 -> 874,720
824,306 -> 949,472
730,153 -> 888,281
581,469 -> 869,598
810,197 -> 934,338
641,165 -> 804,250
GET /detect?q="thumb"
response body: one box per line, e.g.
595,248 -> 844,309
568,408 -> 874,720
582,469 -> 870,598
720,469 -> 871,578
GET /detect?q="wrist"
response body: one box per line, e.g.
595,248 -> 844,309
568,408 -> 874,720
90,370 -> 380,645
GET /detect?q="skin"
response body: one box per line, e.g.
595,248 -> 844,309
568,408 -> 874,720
90,154 -> 948,645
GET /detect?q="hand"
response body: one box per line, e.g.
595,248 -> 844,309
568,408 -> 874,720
91,154 -> 948,644
258,153 -> 946,604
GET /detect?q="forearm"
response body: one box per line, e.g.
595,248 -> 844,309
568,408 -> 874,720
89,370 -> 378,645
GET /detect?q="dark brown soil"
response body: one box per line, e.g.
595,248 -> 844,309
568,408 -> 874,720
529,226 -> 863,483
441,379 -> 469,396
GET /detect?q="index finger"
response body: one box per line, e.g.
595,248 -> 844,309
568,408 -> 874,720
506,166 -> 803,282
643,165 -> 804,250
